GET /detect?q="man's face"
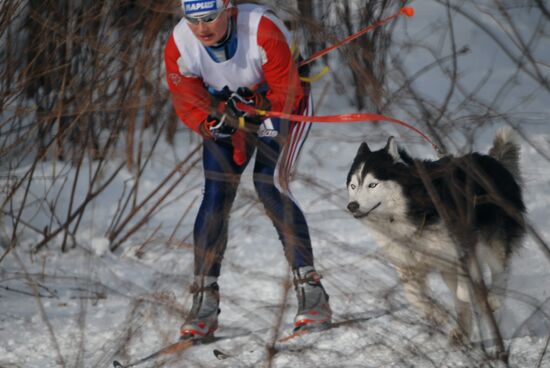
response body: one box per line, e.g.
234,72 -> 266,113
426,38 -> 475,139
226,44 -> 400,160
187,9 -> 230,46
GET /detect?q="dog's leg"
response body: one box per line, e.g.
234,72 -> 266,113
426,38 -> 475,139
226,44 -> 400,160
467,250 -> 509,348
441,271 -> 472,344
483,242 -> 509,312
397,267 -> 445,326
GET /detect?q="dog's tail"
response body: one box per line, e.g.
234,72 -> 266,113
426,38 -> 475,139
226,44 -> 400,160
489,127 -> 522,183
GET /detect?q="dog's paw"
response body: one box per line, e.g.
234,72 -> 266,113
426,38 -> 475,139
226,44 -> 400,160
426,305 -> 449,327
449,327 -> 467,346
488,293 -> 502,312
427,307 -> 447,327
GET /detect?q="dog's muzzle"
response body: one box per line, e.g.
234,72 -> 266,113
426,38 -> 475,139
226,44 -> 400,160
347,201 -> 381,218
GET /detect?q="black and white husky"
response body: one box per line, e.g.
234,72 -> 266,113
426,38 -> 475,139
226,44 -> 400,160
346,128 -> 526,342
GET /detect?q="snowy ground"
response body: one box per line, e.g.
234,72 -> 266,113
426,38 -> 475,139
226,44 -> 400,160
2,1 -> 550,367
2,125 -> 550,368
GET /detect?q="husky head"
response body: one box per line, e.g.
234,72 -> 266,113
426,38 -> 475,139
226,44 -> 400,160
346,137 -> 410,220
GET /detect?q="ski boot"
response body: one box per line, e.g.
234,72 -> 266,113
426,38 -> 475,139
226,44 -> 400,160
180,276 -> 220,341
293,266 -> 332,332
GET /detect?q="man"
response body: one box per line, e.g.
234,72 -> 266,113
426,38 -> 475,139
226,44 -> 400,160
164,0 -> 331,340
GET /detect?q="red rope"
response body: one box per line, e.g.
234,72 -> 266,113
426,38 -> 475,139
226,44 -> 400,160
251,107 -> 442,154
288,8 -> 437,151
236,7 -> 440,154
300,6 -> 415,67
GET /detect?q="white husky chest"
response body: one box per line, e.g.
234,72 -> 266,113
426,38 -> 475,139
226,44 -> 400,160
367,216 -> 459,272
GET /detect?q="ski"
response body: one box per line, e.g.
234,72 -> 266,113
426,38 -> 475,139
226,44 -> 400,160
213,310 -> 395,360
113,336 -> 220,368
277,326 -> 324,343
278,310 -> 392,343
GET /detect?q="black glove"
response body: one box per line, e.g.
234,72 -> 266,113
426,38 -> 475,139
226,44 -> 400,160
225,87 -> 271,125
201,114 -> 235,139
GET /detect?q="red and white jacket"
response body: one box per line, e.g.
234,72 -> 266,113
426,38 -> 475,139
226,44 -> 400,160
164,4 -> 304,136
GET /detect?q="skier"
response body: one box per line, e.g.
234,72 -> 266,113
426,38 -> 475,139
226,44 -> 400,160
164,0 -> 331,340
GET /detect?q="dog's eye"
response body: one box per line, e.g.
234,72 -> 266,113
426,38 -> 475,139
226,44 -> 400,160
368,183 -> 378,188
350,184 -> 357,190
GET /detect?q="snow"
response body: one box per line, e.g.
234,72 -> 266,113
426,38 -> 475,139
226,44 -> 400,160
2,1 -> 550,367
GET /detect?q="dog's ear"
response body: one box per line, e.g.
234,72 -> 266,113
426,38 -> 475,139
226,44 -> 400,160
384,137 -> 411,165
357,142 -> 371,156
384,136 -> 402,163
